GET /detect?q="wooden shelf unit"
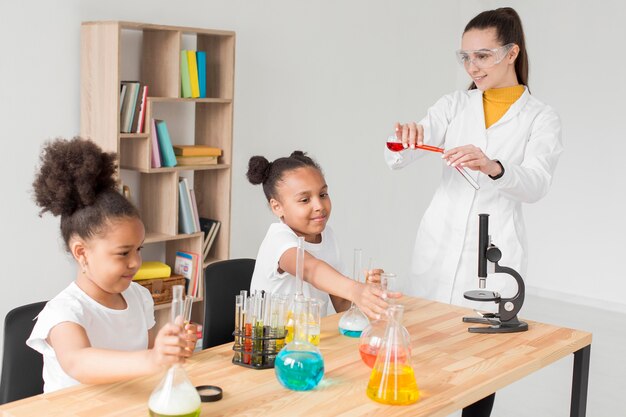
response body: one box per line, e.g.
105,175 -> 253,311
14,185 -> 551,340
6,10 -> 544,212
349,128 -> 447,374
80,21 -> 235,326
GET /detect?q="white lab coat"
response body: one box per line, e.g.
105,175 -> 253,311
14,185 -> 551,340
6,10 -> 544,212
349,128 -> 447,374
385,87 -> 563,308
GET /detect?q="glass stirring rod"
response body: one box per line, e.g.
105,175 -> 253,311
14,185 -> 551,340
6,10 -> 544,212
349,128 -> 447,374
386,140 -> 480,190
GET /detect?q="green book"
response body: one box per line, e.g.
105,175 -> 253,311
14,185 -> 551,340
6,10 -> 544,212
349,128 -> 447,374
155,119 -> 178,167
180,50 -> 192,98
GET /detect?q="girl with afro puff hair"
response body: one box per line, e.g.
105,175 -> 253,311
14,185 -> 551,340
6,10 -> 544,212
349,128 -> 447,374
27,137 -> 196,393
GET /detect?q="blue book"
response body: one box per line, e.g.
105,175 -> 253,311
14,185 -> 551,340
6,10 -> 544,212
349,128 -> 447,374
178,178 -> 196,234
154,119 -> 178,167
197,51 -> 207,98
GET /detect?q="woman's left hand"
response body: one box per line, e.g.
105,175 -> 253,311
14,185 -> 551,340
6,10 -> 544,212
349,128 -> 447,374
442,145 -> 502,177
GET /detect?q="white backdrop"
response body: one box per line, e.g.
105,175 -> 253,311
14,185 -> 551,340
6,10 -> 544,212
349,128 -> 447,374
1,0 -> 625,360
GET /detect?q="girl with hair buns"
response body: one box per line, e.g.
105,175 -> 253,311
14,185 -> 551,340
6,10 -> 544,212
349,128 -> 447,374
247,151 -> 395,319
27,137 -> 196,393
388,7 -> 563,417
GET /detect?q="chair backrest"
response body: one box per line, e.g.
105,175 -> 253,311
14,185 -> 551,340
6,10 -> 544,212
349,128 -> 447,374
0,301 -> 47,404
202,258 -> 255,349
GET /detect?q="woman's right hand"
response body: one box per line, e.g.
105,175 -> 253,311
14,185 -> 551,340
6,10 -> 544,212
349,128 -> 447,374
149,322 -> 191,370
351,282 -> 391,320
395,122 -> 424,149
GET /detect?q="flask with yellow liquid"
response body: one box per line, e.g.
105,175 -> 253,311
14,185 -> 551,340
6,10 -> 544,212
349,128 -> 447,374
366,304 -> 419,405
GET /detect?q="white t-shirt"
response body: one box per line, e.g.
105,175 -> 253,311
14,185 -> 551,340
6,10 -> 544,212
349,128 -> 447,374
250,222 -> 346,316
27,281 -> 155,393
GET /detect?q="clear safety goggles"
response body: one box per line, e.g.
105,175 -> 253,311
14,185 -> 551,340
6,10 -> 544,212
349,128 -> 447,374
455,43 -> 515,69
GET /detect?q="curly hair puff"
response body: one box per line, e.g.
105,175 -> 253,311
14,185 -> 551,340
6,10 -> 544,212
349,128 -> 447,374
32,137 -> 140,250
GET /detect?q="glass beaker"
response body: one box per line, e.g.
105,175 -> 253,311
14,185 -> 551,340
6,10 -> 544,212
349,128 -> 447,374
338,249 -> 369,337
359,276 -> 410,368
274,298 -> 324,391
148,285 -> 201,417
366,304 -> 419,405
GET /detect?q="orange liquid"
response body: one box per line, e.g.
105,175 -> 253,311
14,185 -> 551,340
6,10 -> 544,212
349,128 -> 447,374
359,344 -> 379,368
366,364 -> 420,405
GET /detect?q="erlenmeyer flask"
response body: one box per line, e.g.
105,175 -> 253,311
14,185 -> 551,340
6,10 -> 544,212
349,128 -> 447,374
359,274 -> 410,368
338,249 -> 369,337
366,304 -> 419,405
274,298 -> 324,391
149,285 -> 201,417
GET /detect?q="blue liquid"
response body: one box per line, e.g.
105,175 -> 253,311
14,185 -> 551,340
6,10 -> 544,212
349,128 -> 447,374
339,327 -> 363,338
275,350 -> 324,391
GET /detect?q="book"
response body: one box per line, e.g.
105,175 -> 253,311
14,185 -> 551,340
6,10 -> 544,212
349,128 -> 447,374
175,156 -> 218,166
173,145 -> 222,157
197,51 -> 207,98
174,251 -> 201,297
203,220 -> 221,262
150,119 -> 162,168
201,221 -> 217,259
189,188 -> 201,232
119,84 -> 127,113
178,178 -> 196,234
134,85 -> 148,133
174,252 -> 193,295
187,50 -> 200,98
180,50 -> 192,98
155,119 -> 178,167
199,217 -> 217,240
133,261 -> 171,281
120,81 -> 140,133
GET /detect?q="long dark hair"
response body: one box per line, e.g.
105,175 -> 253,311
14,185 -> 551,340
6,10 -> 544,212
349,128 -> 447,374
464,7 -> 529,90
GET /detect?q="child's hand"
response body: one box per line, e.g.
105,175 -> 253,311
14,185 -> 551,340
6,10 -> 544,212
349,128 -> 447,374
149,322 -> 192,370
352,282 -> 389,320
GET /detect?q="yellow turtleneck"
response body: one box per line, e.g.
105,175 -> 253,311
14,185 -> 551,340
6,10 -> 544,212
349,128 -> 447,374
483,85 -> 525,129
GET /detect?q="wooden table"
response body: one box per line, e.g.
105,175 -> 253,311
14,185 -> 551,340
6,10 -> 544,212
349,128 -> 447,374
0,297 -> 591,417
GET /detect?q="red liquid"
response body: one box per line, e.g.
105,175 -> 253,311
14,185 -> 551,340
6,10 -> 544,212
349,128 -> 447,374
359,344 -> 379,368
359,344 -> 409,368
386,141 -> 444,153
244,323 -> 252,364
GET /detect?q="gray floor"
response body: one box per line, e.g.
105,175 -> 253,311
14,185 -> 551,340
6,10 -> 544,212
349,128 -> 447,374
489,295 -> 625,417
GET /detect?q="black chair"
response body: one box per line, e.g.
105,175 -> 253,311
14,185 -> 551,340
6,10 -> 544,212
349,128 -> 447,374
0,301 -> 47,404
202,258 -> 255,349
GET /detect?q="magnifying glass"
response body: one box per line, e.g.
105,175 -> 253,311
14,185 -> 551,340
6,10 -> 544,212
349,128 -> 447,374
196,385 -> 223,402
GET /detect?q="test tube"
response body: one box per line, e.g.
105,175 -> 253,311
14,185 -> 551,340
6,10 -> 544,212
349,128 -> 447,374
243,296 -> 253,364
263,292 -> 273,365
253,293 -> 264,366
275,295 -> 287,352
234,295 -> 243,362
295,237 -> 305,299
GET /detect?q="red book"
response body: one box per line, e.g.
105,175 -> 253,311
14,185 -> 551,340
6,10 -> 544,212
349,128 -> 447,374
135,85 -> 149,133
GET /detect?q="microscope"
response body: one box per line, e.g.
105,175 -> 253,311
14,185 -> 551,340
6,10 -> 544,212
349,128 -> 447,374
463,213 -> 528,333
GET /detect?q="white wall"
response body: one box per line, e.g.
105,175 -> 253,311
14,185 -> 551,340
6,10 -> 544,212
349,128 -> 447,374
1,0 -> 625,361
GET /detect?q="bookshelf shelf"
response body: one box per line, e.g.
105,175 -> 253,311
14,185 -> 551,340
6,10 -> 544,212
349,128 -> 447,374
81,21 -> 235,330
123,163 -> 231,174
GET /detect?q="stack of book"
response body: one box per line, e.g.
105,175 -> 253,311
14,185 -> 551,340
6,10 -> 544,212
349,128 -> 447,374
173,145 -> 222,166
120,81 -> 148,133
180,50 -> 207,98
150,119 -> 178,168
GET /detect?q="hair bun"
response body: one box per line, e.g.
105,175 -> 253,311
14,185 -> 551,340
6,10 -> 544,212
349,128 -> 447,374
246,155 -> 271,185
33,137 -> 118,218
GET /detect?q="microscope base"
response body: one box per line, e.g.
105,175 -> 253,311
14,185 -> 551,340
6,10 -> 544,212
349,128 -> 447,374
463,316 -> 528,333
